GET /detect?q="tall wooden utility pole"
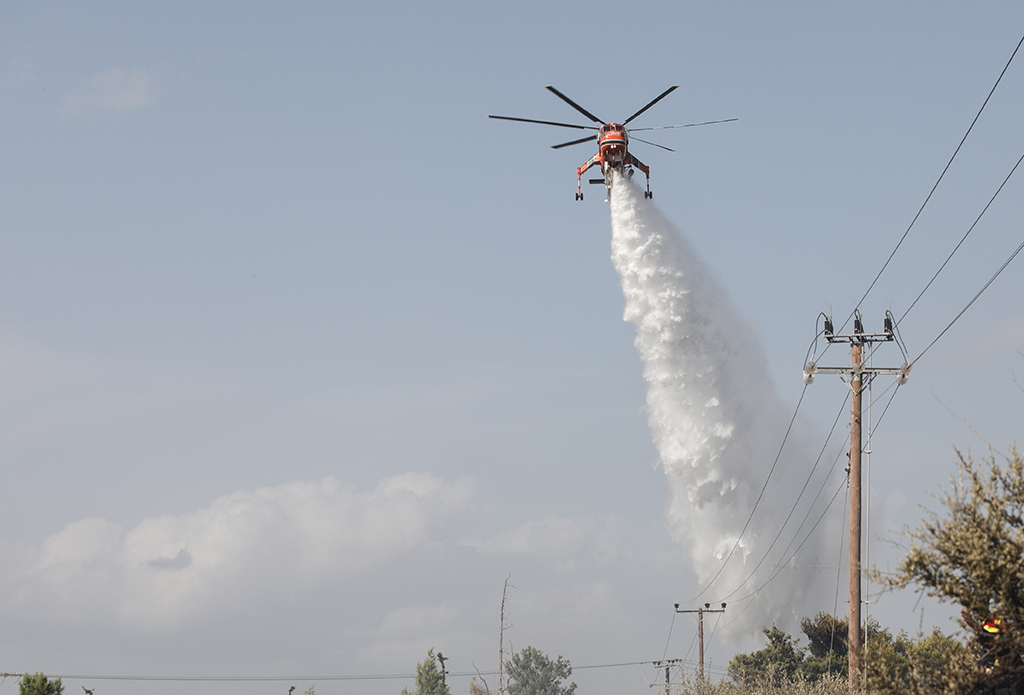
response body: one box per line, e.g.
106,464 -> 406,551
674,603 -> 726,684
848,342 -> 863,688
803,312 -> 910,694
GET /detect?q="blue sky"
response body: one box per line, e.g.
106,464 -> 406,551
2,2 -> 1024,694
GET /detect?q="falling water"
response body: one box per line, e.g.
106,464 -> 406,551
609,173 -> 832,633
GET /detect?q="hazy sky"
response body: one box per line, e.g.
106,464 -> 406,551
2,3 -> 1024,694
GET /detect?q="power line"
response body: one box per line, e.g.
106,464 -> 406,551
898,150 -> 1024,328
832,30 -> 1024,343
11,659 -> 667,685
662,610 -> 676,661
688,384 -> 808,602
913,235 -> 1024,365
725,474 -> 849,611
714,390 -> 850,602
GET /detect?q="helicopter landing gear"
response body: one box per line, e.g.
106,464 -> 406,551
575,192 -> 583,201
644,190 -> 652,199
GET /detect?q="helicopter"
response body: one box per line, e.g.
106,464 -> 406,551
490,85 -> 736,201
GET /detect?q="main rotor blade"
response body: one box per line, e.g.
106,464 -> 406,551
630,117 -> 739,131
489,115 -> 597,130
623,85 -> 679,125
629,136 -> 674,152
546,86 -> 605,125
551,134 -> 597,150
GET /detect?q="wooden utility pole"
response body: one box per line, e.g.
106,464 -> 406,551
848,342 -> 863,690
674,603 -> 726,684
650,658 -> 680,695
803,312 -> 910,695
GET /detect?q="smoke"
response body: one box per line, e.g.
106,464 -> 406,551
609,174 -> 834,634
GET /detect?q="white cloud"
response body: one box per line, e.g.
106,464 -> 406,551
10,473 -> 474,631
461,515 -> 623,561
61,68 -> 157,115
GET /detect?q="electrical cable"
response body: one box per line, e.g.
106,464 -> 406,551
682,627 -> 700,669
830,30 -> 1024,344
716,473 -> 849,631
912,235 -> 1024,365
729,475 -> 849,607
867,380 -> 901,434
687,384 -> 808,602
714,390 -> 850,601
827,474 -> 850,676
705,609 -> 725,657
662,611 -> 676,660
34,659 -> 666,685
898,150 -> 1024,328
721,433 -> 849,609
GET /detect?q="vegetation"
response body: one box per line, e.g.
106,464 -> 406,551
505,646 -> 576,695
726,613 -> 961,693
675,671 -> 847,695
18,674 -> 63,695
869,447 -> 1024,694
725,446 -> 1024,693
402,648 -> 451,695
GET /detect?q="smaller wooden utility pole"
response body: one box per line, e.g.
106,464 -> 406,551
674,603 -> 726,683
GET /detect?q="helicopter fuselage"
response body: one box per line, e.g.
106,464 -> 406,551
575,123 -> 651,200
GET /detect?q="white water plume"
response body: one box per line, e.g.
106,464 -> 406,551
609,174 -> 834,634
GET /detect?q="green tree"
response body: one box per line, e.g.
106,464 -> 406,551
402,648 -> 451,695
18,674 -> 63,695
728,626 -> 806,686
798,612 -> 848,681
727,614 -> 941,688
801,612 -> 848,659
863,620 -> 913,687
871,447 -> 1024,694
505,646 -> 576,695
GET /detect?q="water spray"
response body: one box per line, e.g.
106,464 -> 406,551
608,173 -> 833,635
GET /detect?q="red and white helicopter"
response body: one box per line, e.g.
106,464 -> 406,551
490,85 -> 736,201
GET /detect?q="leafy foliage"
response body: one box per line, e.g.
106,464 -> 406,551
729,626 -> 806,686
800,612 -> 847,658
728,614 -> 957,690
892,449 -> 1024,622
468,676 -> 489,695
18,674 -> 63,695
871,448 -> 1024,694
505,646 -> 576,695
676,671 -> 848,695
798,612 -> 848,681
402,648 -> 451,695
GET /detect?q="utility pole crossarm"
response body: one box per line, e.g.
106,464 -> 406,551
673,603 -> 726,685
810,366 -> 909,376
